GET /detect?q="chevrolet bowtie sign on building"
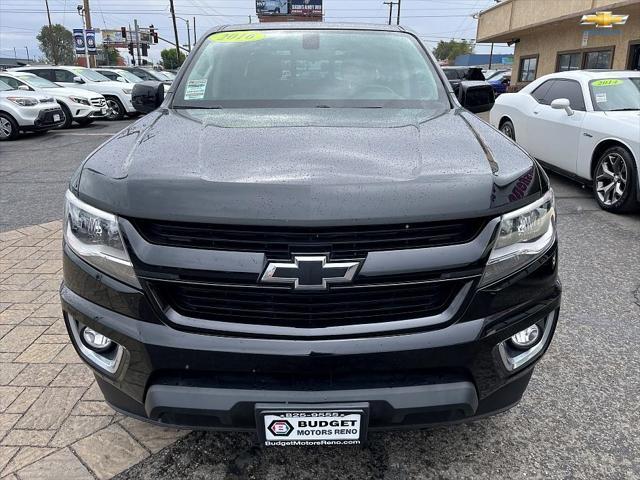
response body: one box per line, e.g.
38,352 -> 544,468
580,11 -> 629,28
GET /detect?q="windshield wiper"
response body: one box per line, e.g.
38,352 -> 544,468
607,108 -> 639,111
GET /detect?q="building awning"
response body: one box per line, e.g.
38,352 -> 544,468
476,0 -> 638,43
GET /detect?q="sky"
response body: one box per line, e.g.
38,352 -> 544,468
0,0 -> 513,64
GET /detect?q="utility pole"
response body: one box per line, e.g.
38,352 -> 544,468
488,42 -> 494,69
134,19 -> 142,66
396,0 -> 401,25
193,16 -> 197,45
169,0 -> 181,68
186,19 -> 191,52
44,0 -> 58,64
83,0 -> 94,67
25,46 -> 30,61
249,15 -> 252,24
383,2 -> 394,25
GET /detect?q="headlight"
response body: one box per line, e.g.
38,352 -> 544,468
480,189 -> 556,287
122,87 -> 133,95
69,96 -> 90,105
7,96 -> 38,106
64,191 -> 140,288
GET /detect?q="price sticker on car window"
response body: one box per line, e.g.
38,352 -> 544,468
210,31 -> 266,43
595,92 -> 607,103
592,79 -> 623,87
184,79 -> 207,100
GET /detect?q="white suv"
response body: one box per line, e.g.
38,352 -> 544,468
11,66 -> 136,121
0,79 -> 65,140
0,71 -> 107,128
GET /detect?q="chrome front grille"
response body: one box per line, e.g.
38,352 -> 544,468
90,98 -> 106,107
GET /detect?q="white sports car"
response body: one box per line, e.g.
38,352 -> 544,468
490,70 -> 640,213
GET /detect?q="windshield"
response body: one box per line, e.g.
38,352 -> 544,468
0,80 -> 14,91
161,71 -> 176,79
174,29 -> 449,109
72,68 -> 110,82
118,70 -> 143,83
590,77 -> 640,111
18,74 -> 60,88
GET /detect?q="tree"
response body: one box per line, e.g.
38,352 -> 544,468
36,24 -> 75,65
160,48 -> 186,70
101,46 -> 122,66
433,40 -> 474,64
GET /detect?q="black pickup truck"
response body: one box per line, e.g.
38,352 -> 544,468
61,23 -> 560,446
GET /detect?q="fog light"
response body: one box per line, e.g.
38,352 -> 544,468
81,327 -> 113,353
510,324 -> 541,350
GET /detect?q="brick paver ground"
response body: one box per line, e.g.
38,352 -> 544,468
0,222 -> 188,480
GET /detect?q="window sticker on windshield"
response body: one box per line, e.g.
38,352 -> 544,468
210,31 -> 266,43
184,79 -> 207,100
592,79 -> 623,87
595,92 -> 607,103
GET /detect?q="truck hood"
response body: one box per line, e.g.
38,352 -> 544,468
77,108 -> 543,225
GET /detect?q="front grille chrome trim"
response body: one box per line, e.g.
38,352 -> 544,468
159,282 -> 473,338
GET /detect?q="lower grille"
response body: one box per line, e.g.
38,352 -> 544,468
151,280 -> 462,329
38,108 -> 63,125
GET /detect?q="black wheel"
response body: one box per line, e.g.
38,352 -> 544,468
104,96 -> 125,121
75,118 -> 94,127
500,119 -> 515,140
57,102 -> 74,129
593,146 -> 638,213
0,112 -> 19,140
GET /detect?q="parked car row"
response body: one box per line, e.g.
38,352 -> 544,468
0,65 -> 173,140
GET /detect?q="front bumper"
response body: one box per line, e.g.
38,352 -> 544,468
23,107 -> 65,131
60,242 -> 561,431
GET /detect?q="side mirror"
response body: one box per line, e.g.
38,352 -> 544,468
550,98 -> 574,116
458,81 -> 495,113
132,81 -> 164,114
17,85 -> 30,91
73,76 -> 84,84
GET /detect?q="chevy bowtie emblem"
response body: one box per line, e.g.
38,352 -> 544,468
581,11 -> 629,28
261,255 -> 361,290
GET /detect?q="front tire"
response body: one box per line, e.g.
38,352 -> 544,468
593,146 -> 638,213
0,112 -> 19,140
57,102 -> 74,129
500,119 -> 515,140
105,96 -> 125,121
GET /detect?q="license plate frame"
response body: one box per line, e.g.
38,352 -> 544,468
256,403 -> 369,446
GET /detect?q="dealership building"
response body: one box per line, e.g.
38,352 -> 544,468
477,0 -> 640,87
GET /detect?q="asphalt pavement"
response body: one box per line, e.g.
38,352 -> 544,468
0,119 -> 135,232
1,118 -> 639,479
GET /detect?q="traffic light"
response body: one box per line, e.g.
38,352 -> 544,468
150,25 -> 158,44
128,42 -> 134,56
141,43 -> 148,57
121,27 -> 127,39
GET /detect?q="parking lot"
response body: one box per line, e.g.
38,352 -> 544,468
1,117 -> 639,480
